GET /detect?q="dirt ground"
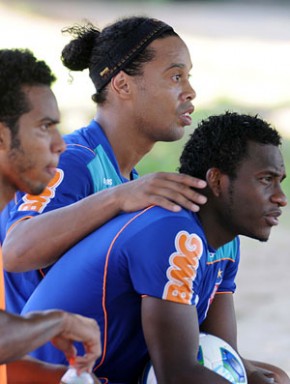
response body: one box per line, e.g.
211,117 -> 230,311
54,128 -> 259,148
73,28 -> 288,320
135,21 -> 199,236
235,206 -> 290,375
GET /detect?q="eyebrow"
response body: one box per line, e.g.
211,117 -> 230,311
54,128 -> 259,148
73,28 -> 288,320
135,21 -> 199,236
40,117 -> 60,125
165,63 -> 188,71
269,169 -> 287,182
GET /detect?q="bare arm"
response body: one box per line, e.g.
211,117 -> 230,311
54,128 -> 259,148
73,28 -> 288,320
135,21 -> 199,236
199,293 -> 238,348
3,172 -> 206,272
0,309 -> 101,370
141,296 -> 230,384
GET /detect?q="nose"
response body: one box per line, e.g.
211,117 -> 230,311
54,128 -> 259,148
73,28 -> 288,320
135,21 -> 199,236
182,80 -> 196,102
52,129 -> 66,155
271,185 -> 288,207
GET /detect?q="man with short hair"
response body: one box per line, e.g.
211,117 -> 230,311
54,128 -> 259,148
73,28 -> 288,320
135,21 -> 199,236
22,111 -> 289,383
0,48 -> 102,384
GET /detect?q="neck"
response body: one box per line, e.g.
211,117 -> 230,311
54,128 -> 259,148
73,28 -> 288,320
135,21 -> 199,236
95,111 -> 155,179
197,204 -> 236,249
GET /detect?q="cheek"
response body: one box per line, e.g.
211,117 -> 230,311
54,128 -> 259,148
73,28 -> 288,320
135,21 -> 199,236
234,192 -> 263,221
10,145 -> 43,174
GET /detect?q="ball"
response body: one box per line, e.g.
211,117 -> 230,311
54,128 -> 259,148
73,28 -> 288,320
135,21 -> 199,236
139,332 -> 247,384
198,333 -> 247,383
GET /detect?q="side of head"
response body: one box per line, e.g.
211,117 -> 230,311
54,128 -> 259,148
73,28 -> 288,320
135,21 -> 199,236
179,111 -> 287,242
179,111 -> 281,181
0,48 -> 56,139
0,49 -> 64,204
61,16 -> 178,105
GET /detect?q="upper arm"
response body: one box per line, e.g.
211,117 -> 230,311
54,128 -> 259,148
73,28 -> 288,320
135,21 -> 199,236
200,292 -> 238,350
141,296 -> 200,382
141,296 -> 230,384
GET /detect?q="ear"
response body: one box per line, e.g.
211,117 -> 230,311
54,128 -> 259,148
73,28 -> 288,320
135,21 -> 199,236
206,168 -> 226,197
110,71 -> 132,99
0,122 -> 11,150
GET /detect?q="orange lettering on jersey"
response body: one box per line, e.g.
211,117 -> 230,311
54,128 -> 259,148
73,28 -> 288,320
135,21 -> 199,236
18,169 -> 64,213
162,231 -> 203,304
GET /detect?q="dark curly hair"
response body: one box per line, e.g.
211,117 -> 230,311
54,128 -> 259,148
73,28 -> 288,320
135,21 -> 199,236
0,48 -> 56,137
179,111 -> 281,181
61,16 -> 177,105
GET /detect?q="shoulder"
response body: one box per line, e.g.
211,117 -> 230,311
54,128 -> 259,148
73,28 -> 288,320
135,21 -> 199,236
218,237 -> 240,262
109,207 -> 203,250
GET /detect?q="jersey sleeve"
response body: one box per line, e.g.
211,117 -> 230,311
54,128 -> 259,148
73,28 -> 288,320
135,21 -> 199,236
119,212 -> 206,306
216,237 -> 240,294
6,145 -> 95,230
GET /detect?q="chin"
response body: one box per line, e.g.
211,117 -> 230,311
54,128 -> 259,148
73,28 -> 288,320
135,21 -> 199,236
25,181 -> 47,196
243,227 -> 271,243
252,232 -> 270,243
166,129 -> 185,142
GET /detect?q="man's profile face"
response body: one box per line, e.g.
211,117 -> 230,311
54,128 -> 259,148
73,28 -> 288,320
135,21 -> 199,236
221,141 -> 287,242
4,85 -> 65,198
128,35 -> 196,144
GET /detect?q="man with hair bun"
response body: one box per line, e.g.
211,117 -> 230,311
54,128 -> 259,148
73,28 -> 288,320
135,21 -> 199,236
2,16 -> 207,314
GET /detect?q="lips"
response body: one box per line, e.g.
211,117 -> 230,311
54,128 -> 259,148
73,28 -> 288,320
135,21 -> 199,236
179,106 -> 194,126
46,164 -> 57,179
264,210 -> 282,226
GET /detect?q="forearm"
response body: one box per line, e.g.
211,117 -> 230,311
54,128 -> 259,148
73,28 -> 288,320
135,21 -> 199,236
3,188 -> 123,272
7,356 -> 66,384
0,310 -> 67,363
3,172 -> 207,272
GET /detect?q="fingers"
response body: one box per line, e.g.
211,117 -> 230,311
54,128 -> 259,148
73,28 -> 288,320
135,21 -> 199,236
53,313 -> 102,371
119,172 -> 207,213
151,172 -> 207,190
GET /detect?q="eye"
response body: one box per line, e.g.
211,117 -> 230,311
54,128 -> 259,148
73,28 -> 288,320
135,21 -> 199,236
39,121 -> 54,132
40,123 -> 49,131
172,73 -> 182,82
260,175 -> 273,184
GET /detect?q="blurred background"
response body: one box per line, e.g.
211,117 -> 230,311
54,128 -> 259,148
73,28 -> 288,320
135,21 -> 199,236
1,0 -> 290,375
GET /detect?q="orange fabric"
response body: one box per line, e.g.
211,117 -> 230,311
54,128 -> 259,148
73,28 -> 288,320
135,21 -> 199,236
0,248 -> 7,384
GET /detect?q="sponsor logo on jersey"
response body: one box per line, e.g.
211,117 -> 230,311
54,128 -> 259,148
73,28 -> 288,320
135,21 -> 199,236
162,231 -> 203,305
18,169 -> 64,213
103,178 -> 113,186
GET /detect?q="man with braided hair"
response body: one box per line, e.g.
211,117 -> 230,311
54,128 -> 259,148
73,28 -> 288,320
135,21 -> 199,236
2,16 -> 207,315
22,111 -> 289,383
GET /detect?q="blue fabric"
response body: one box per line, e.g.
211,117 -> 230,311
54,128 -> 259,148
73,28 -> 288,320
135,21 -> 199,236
21,206 -> 240,383
3,120 -> 138,314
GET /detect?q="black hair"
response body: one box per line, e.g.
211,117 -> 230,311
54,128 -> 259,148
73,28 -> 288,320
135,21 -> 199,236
61,16 -> 177,105
179,111 -> 281,180
0,48 -> 56,137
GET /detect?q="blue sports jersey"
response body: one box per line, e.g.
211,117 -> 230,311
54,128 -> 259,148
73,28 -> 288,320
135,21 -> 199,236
3,120 -> 138,314
21,206 -> 240,383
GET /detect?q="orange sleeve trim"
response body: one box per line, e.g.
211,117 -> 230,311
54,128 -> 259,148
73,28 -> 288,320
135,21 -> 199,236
207,257 -> 236,265
215,291 -> 233,295
66,143 -> 96,157
6,216 -> 33,235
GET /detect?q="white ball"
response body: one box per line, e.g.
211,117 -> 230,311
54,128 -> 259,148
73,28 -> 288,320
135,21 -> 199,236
139,333 -> 247,384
